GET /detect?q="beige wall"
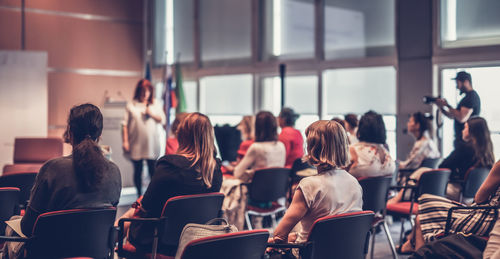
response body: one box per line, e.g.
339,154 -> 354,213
0,0 -> 144,144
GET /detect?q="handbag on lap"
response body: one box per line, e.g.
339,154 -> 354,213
174,218 -> 238,259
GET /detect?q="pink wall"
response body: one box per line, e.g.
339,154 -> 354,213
0,0 -> 144,141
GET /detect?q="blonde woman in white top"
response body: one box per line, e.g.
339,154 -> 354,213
122,79 -> 165,196
268,120 -> 363,245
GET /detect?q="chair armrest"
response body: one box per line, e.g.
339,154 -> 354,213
266,242 -> 310,249
389,185 -> 417,190
444,206 -> 499,235
0,236 -> 29,242
117,217 -> 162,255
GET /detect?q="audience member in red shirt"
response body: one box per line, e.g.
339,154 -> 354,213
165,113 -> 187,155
278,108 -> 304,168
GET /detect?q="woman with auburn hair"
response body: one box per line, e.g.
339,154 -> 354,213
127,112 -> 223,254
122,79 -> 166,197
268,120 -> 362,246
234,111 -> 286,183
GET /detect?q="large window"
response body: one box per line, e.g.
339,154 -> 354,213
200,74 -> 253,125
200,0 -> 252,62
262,0 -> 315,60
441,67 -> 500,160
324,0 -> 395,60
440,0 -> 500,48
323,66 -> 397,157
261,75 -> 319,134
154,0 -> 194,65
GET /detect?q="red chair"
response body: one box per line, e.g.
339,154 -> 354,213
244,168 -> 290,230
0,188 -> 20,236
387,168 -> 451,245
267,211 -> 374,259
179,230 -> 269,259
117,193 -> 224,259
0,172 -> 37,208
0,208 -> 117,259
2,138 -> 63,174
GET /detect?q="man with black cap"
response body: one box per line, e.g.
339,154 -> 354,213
435,71 -> 480,147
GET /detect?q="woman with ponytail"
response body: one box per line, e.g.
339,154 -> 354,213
5,104 -> 121,258
268,120 -> 362,245
127,112 -> 222,254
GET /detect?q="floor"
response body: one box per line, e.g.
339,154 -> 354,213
116,191 -> 412,259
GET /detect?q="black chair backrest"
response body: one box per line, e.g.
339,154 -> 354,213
306,211 -> 374,259
0,188 -> 20,235
180,230 -> 269,259
159,193 -> 224,252
463,167 -> 490,198
359,176 -> 392,213
418,169 -> 451,198
248,168 -> 290,202
0,172 -> 37,206
28,208 -> 116,258
420,158 -> 441,169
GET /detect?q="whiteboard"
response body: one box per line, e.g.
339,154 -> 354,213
0,51 -> 48,169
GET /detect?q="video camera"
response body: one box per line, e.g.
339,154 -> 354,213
423,96 -> 440,104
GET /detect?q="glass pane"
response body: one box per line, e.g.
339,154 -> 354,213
260,75 -> 318,115
261,77 -> 282,115
441,66 -> 500,158
441,0 -> 500,48
183,81 -> 197,112
200,0 -> 251,62
324,0 -> 395,60
200,74 -> 253,115
323,66 -> 396,114
153,0 -> 194,65
263,0 -> 315,60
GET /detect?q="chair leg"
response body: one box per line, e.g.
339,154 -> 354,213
383,221 -> 398,259
245,212 -> 253,230
370,227 -> 376,259
399,218 -> 405,246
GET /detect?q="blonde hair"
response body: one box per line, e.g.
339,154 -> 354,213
237,115 -> 255,141
176,112 -> 217,188
304,120 -> 350,172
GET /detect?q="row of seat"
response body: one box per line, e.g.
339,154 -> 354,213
0,189 -> 375,259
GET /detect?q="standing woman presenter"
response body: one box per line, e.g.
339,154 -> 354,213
122,79 -> 166,196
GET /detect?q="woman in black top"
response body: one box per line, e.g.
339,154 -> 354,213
440,116 -> 494,181
6,104 -> 122,259
128,112 -> 222,252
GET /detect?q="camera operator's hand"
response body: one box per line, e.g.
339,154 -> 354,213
435,98 -> 448,108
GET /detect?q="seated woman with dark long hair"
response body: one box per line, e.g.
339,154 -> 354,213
5,103 -> 122,259
126,112 -> 223,254
399,117 -> 497,253
348,111 -> 395,179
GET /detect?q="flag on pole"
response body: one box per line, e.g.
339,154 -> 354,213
144,61 -> 152,82
174,62 -> 186,114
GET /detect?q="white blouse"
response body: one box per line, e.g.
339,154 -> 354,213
296,169 -> 363,242
122,100 -> 166,160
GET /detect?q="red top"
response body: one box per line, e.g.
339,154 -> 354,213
237,139 -> 254,160
165,137 -> 179,155
279,127 -> 304,168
